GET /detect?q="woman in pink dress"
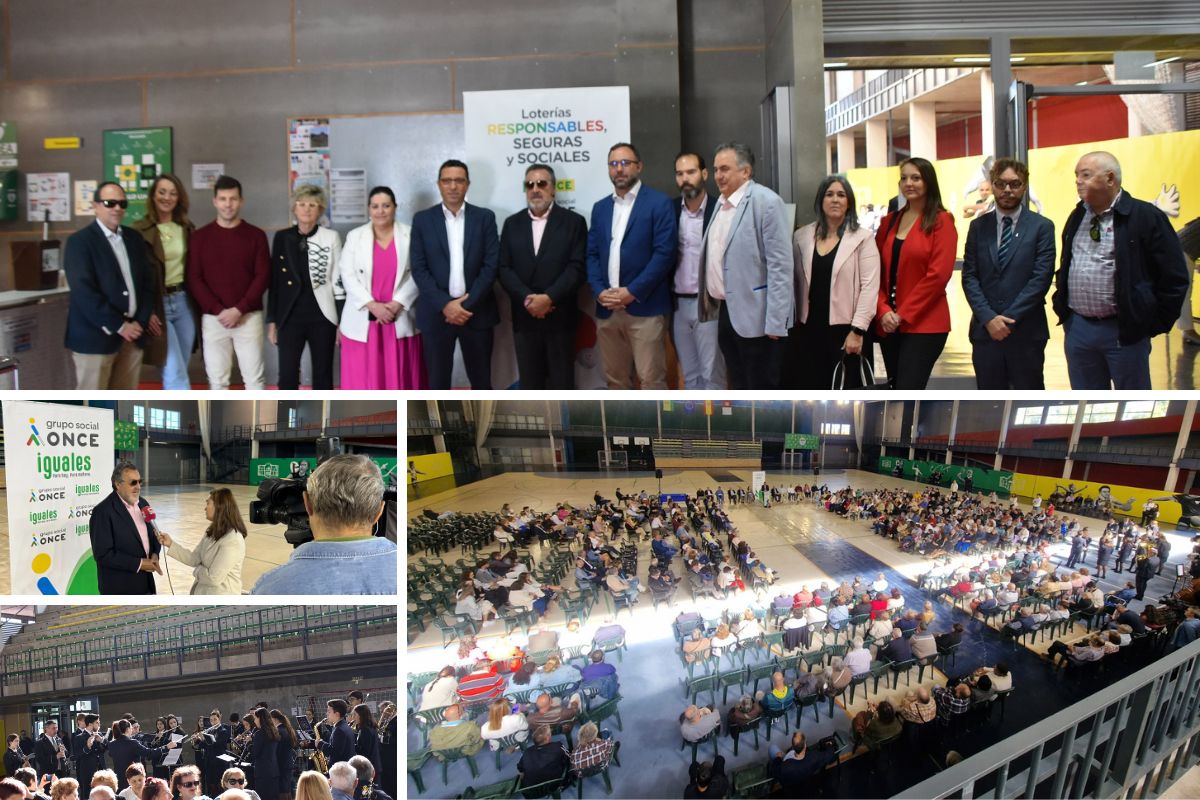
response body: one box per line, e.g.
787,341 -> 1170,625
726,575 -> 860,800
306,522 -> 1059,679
339,186 -> 425,388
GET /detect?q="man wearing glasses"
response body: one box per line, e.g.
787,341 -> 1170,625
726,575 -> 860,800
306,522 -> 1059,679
586,142 -> 676,389
89,459 -> 162,595
64,182 -> 155,389
497,163 -> 587,389
410,159 -> 500,389
961,158 -> 1056,389
1052,151 -> 1189,389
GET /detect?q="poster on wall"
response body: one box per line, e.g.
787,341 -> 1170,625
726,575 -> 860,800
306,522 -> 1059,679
102,127 -> 173,220
288,118 -> 331,224
463,86 -> 631,390
329,168 -> 368,224
74,180 -> 97,216
4,400 -> 112,595
26,172 -> 71,222
878,456 -> 1014,495
0,121 -> 17,221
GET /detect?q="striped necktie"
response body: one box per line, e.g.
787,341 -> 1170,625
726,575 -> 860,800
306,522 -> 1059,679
997,215 -> 1014,267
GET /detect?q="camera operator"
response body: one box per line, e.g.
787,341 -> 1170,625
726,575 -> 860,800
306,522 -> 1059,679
250,455 -> 397,595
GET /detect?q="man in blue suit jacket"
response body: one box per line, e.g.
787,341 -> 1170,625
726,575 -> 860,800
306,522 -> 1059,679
961,159 -> 1056,389
410,160 -> 499,389
89,459 -> 161,595
64,181 -> 156,389
586,143 -> 676,389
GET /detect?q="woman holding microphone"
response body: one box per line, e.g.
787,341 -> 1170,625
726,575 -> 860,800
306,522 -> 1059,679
156,489 -> 247,594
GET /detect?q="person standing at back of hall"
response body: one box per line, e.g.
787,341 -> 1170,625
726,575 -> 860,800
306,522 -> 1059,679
587,142 -> 677,389
874,157 -> 957,389
410,159 -> 499,389
960,158 -> 1056,389
187,176 -> 270,390
698,142 -> 793,390
1051,151 -> 1189,389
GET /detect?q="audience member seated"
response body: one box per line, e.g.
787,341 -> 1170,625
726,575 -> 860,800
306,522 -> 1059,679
845,638 -> 872,676
867,615 -> 894,643
529,655 -> 581,699
910,625 -> 938,661
457,660 -> 507,704
429,703 -> 484,757
419,667 -> 459,711
853,700 -> 903,751
580,651 -> 619,701
710,623 -> 737,656
933,683 -> 972,724
517,725 -> 569,797
527,693 -> 580,732
977,662 -> 1012,692
899,687 -> 937,726
1046,635 -> 1106,668
1109,604 -> 1147,635
1171,608 -> 1200,650
824,656 -> 853,696
727,695 -> 763,730
766,733 -> 837,794
683,756 -> 729,799
480,697 -> 529,751
734,609 -> 764,643
879,628 -> 912,664
935,623 -> 965,650
568,722 -> 614,776
761,672 -> 795,713
680,705 -> 721,742
827,599 -> 850,630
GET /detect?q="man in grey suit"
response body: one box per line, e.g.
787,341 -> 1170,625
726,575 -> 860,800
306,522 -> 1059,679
697,142 -> 793,389
961,158 -> 1056,389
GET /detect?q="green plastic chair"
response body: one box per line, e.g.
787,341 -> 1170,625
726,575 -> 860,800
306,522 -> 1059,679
574,740 -> 621,797
460,776 -> 519,798
407,748 -> 432,795
431,746 -> 480,785
516,766 -> 568,799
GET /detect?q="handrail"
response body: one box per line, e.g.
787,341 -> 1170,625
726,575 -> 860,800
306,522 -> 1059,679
897,636 -> 1200,799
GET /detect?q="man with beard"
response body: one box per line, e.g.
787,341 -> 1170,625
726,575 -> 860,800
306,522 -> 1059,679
670,152 -> 725,389
497,163 -> 588,389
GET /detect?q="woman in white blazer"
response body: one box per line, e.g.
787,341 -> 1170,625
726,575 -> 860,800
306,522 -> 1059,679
156,488 -> 246,595
788,175 -> 881,389
339,186 -> 423,389
267,184 -> 342,389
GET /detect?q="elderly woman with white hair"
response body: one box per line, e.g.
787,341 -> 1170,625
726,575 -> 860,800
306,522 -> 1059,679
268,184 -> 343,390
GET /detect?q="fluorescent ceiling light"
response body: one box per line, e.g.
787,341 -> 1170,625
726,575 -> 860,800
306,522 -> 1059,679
953,56 -> 1026,64
824,62 -> 848,68
1076,80 -> 1090,86
1144,55 -> 1181,68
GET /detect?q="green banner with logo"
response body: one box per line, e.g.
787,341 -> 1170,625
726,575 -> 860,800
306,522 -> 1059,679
102,127 -> 172,220
250,456 -> 398,486
878,456 -> 1013,495
114,420 -> 139,451
784,433 -> 819,450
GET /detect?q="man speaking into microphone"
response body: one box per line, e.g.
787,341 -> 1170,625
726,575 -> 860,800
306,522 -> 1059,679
90,459 -> 162,594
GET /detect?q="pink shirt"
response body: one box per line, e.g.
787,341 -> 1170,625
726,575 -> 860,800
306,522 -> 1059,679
122,497 -> 151,557
530,205 -> 552,256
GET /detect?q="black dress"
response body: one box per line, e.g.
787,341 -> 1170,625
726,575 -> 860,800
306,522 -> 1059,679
787,239 -> 871,389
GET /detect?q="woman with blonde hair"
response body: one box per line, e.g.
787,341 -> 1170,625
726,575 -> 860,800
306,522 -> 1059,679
50,779 -> 79,800
479,697 -> 529,751
156,488 -> 247,594
292,773 -> 330,800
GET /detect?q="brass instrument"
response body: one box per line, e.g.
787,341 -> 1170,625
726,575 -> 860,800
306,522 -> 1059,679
227,730 -> 252,759
376,704 -> 396,736
310,746 -> 328,775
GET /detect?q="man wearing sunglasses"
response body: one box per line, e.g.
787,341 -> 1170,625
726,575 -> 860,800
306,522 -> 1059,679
1052,151 -> 1189,389
497,164 -> 587,389
961,158 -> 1056,389
63,182 -> 155,389
89,459 -> 162,595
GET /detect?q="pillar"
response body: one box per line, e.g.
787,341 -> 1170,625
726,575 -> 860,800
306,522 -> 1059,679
979,69 -> 996,156
1166,400 -> 1197,491
947,400 -> 960,465
909,101 -> 938,160
826,139 -> 834,175
865,118 -> 888,168
909,400 -> 920,461
426,400 -> 446,452
1062,401 -> 1087,481
250,400 -> 260,460
790,0 -> 827,225
995,400 -> 1012,471
837,130 -> 857,171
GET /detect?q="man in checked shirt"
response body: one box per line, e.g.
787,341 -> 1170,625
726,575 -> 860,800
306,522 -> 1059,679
1051,151 -> 1189,388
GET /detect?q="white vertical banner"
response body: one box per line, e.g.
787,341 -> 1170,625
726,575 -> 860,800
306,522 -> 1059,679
4,400 -> 112,595
463,86 -> 631,390
752,470 -> 767,493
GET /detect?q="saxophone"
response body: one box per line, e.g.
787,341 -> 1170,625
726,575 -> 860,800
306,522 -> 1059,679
311,747 -> 329,775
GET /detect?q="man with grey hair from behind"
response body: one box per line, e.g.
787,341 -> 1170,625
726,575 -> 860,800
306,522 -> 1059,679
1051,149 -> 1189,389
346,755 -> 393,800
326,764 -> 356,800
250,455 -> 397,595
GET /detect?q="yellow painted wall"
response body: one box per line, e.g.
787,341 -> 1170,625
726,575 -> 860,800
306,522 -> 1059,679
407,452 -> 454,485
1009,472 -> 1182,524
844,129 -> 1200,261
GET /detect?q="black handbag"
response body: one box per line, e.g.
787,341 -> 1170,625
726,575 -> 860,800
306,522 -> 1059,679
831,352 -> 877,390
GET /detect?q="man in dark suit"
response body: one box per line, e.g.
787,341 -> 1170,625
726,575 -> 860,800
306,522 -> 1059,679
671,152 -> 724,389
410,159 -> 499,389
72,715 -> 106,792
961,158 -> 1056,389
1051,151 -> 1189,389
586,142 -> 677,389
34,722 -> 66,779
317,700 -> 356,766
89,459 -> 161,595
64,181 -> 156,389
497,164 -> 587,389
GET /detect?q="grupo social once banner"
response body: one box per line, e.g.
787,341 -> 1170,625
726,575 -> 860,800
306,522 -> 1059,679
4,400 -> 112,594
464,86 -> 631,390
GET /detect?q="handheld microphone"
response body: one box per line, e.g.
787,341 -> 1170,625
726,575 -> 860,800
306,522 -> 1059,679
141,502 -> 175,595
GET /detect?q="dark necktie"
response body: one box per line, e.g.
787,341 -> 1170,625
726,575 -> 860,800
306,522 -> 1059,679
997,215 -> 1014,267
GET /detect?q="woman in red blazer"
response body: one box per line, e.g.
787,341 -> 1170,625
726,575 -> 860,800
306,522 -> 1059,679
874,157 -> 958,389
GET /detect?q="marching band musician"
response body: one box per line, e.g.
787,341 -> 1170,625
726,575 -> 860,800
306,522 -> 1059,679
376,703 -> 396,799
34,721 -> 68,779
270,711 -> 300,800
314,702 -> 354,768
72,715 -> 107,791
194,711 -> 231,798
247,710 -> 280,800
150,719 -> 173,781
4,734 -> 30,776
348,707 -> 381,788
107,719 -> 177,792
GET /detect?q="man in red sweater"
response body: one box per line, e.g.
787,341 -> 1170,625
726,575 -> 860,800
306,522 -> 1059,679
187,175 -> 270,389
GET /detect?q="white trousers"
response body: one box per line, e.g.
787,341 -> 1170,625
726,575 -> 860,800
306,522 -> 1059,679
201,311 -> 265,390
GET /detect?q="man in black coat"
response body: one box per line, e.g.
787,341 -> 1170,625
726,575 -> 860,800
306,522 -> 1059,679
89,459 -> 162,595
63,181 -> 156,390
34,722 -> 67,779
4,734 -> 30,777
1135,549 -> 1161,600
1051,151 -> 1189,389
317,700 -> 356,766
497,163 -> 588,390
107,720 -> 177,791
72,715 -> 106,792
516,725 -> 570,798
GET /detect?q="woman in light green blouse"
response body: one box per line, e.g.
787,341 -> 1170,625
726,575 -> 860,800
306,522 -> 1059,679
133,174 -> 197,389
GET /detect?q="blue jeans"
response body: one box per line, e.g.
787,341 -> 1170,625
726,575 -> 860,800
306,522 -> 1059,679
1064,314 -> 1151,389
162,290 -> 196,389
